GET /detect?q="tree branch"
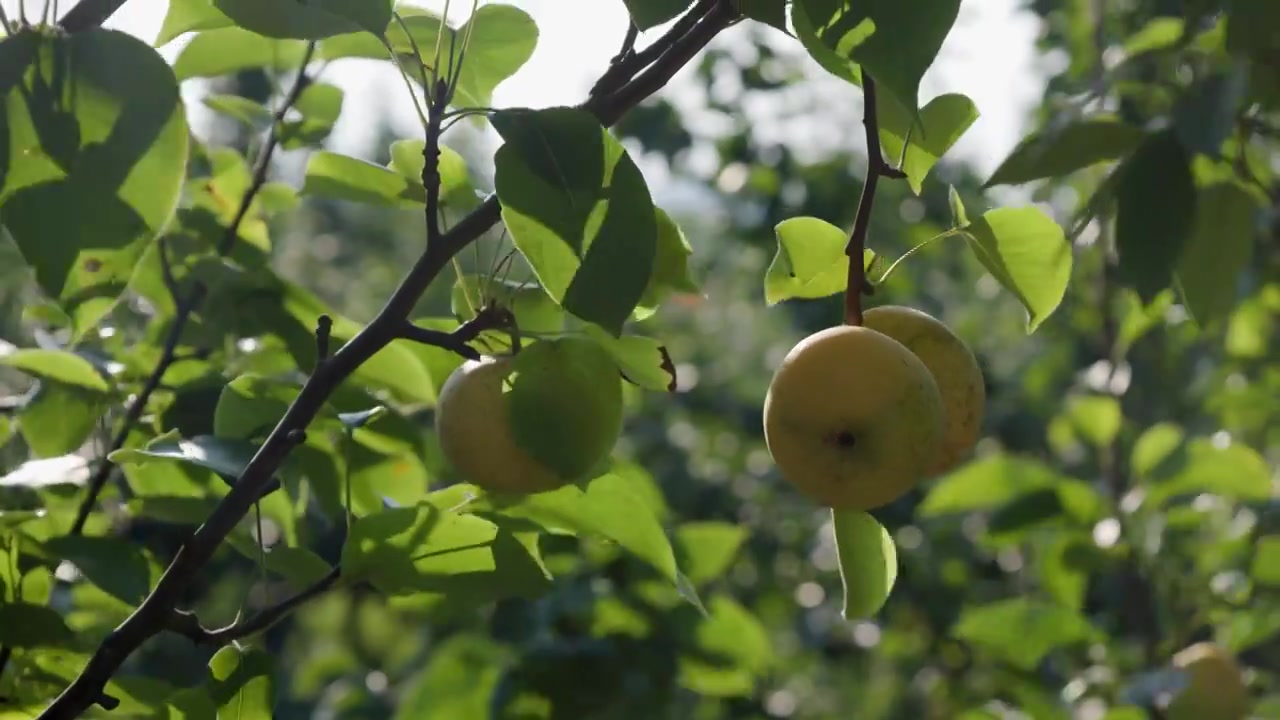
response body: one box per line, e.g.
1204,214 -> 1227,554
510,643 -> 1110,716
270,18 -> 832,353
68,42 -> 317,537
166,567 -> 341,646
36,6 -> 735,718
843,75 -> 906,326
56,0 -> 130,33
399,304 -> 515,361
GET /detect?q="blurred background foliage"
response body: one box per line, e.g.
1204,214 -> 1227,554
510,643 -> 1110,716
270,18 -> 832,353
2,0 -> 1279,718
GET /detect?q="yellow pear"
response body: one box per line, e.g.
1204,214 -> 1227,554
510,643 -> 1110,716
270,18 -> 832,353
862,305 -> 985,476
1166,642 -> 1250,720
763,324 -> 945,511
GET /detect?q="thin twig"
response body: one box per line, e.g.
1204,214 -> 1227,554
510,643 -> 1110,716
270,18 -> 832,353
166,566 -> 341,646
398,305 -> 513,360
37,6 -> 736,717
68,42 -> 318,536
843,75 -> 906,326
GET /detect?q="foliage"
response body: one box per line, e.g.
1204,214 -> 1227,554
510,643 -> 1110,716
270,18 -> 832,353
0,0 -> 1277,718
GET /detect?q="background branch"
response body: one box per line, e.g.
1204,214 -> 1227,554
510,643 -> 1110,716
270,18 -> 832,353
36,5 -> 736,718
843,75 -> 905,326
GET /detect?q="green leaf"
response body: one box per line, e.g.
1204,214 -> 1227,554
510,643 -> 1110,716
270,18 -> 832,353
764,216 -> 875,305
202,93 -> 273,129
948,185 -> 969,228
319,5 -> 538,109
483,473 -> 682,589
392,635 -> 510,720
832,509 -> 898,619
213,0 -> 392,39
341,502 -> 552,600
263,546 -> 333,589
507,337 -> 623,480
623,0 -> 695,30
109,434 -> 284,496
493,107 -> 657,335
795,0 -> 962,111
301,150 -> 426,207
1115,129 -> 1197,302
790,0 -> 861,85
1131,422 -> 1184,478
386,139 -> 475,209
19,382 -> 109,458
338,406 -> 387,430
921,454 -> 1068,516
173,28 -> 311,80
207,645 -> 276,717
0,602 -> 76,648
1,28 -> 189,335
878,92 -> 978,194
41,535 -> 156,606
1175,181 -> 1261,328
582,323 -> 678,392
963,207 -> 1072,332
953,598 -> 1097,670
1063,394 -> 1122,448
155,0 -> 233,46
1172,69 -> 1249,159
1037,534 -> 1091,610
983,118 -> 1146,188
0,348 -> 111,392
1146,438 -> 1271,505
679,595 -> 773,697
1122,17 -> 1185,57
279,81 -> 344,148
637,208 -> 699,317
674,522 -> 749,587
1252,537 -> 1280,587
214,373 -> 304,440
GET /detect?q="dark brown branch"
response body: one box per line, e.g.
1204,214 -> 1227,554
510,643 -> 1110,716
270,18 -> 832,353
167,566 -> 340,646
398,305 -> 514,361
590,0 -> 713,100
68,42 -> 317,537
424,77 -> 449,244
56,0 -> 129,33
37,6 -> 734,718
843,75 -> 906,326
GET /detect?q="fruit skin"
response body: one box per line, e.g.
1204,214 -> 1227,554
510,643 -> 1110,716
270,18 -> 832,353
763,324 -> 945,511
862,305 -> 985,476
433,354 -> 568,495
1166,642 -> 1250,720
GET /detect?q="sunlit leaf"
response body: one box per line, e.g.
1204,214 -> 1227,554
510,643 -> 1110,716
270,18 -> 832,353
764,215 -> 876,305
1,28 -> 189,335
674,521 -> 749,587
795,0 -> 962,111
963,207 -> 1072,332
832,509 -> 898,619
0,348 -> 111,392
493,106 -> 657,335
878,92 -> 978,194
